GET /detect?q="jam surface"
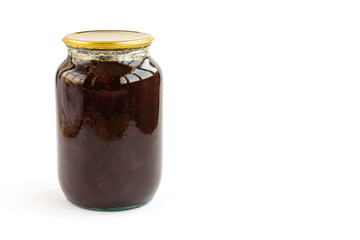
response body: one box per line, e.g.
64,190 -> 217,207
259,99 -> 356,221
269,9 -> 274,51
56,55 -> 162,209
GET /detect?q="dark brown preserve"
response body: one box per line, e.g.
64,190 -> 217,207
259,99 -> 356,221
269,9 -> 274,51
56,54 -> 162,210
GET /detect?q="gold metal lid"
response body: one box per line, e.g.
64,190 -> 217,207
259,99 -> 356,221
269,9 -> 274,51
62,30 -> 154,49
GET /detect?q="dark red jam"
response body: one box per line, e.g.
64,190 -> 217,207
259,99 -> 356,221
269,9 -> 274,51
56,53 -> 162,210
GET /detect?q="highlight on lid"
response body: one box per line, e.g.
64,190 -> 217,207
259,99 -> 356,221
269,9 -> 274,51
62,30 -> 154,49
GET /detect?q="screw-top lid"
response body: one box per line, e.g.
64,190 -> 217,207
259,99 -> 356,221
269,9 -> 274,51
62,30 -> 154,49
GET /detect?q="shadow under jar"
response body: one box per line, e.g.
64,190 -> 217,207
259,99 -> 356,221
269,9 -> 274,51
56,30 -> 162,211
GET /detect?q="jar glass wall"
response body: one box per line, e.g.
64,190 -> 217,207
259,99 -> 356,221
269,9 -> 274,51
56,31 -> 162,211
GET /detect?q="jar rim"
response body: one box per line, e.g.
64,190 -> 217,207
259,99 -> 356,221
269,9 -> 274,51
62,30 -> 154,49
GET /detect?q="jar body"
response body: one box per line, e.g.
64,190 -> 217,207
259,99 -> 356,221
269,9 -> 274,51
56,48 -> 162,210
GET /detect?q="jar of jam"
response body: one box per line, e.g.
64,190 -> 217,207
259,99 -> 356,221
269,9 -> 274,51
56,30 -> 162,211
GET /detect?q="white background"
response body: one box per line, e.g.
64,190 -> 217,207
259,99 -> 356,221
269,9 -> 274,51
0,0 -> 360,239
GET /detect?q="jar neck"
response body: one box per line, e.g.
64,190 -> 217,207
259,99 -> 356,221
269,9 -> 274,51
67,46 -> 150,62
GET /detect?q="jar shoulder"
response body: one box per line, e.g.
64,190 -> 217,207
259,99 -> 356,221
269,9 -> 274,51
56,56 -> 161,89
148,56 -> 162,77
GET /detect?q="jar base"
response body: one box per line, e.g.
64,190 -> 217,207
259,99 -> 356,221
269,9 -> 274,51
70,201 -> 147,211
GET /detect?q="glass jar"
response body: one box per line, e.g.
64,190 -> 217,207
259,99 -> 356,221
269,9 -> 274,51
55,30 -> 162,211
